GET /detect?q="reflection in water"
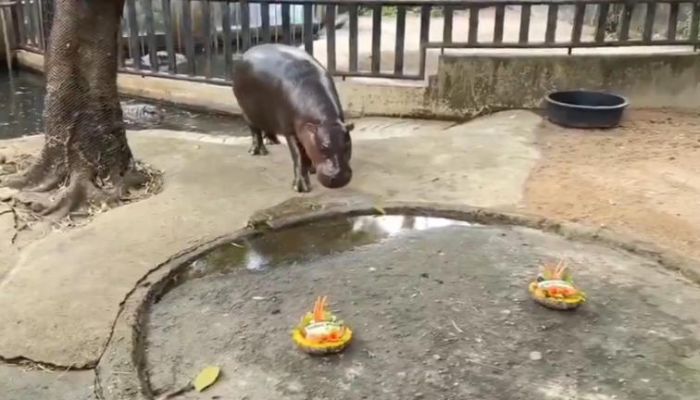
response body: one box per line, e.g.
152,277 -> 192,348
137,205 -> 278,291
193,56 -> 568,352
183,215 -> 473,281
352,215 -> 470,236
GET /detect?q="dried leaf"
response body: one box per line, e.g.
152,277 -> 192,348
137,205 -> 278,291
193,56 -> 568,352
193,366 -> 220,392
373,203 -> 386,215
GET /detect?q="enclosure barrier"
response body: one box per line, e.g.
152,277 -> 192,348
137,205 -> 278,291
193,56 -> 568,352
8,0 -> 700,83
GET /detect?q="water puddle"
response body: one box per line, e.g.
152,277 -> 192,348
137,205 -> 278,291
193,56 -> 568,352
183,215 -> 473,280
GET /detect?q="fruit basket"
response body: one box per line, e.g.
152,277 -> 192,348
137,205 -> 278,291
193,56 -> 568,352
529,259 -> 586,310
292,296 -> 353,355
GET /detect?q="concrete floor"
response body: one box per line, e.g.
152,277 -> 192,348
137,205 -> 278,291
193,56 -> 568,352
0,365 -> 96,400
1,110 -> 699,399
146,217 -> 700,400
0,112 -> 540,399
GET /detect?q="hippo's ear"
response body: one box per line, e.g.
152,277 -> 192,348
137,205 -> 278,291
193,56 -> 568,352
344,122 -> 355,132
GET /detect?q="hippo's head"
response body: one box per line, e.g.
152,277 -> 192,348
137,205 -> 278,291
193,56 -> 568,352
299,120 -> 354,189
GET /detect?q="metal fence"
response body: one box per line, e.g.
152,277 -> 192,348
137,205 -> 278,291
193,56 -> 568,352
9,0 -> 700,83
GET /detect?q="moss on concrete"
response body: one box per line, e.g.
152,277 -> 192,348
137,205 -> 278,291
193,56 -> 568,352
434,53 -> 700,116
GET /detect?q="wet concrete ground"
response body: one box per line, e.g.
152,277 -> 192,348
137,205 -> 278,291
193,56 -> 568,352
146,216 -> 700,400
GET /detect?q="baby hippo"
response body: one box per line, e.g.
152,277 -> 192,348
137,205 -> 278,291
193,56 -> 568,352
232,44 -> 353,192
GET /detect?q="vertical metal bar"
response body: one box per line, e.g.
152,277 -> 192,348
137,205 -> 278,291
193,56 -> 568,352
126,0 -> 141,70
32,0 -> 43,49
144,0 -> 159,72
468,6 -> 479,44
371,4 -> 381,73
182,0 -> 194,75
595,3 -> 610,43
349,4 -> 358,72
303,3 -> 313,54
394,5 -> 406,75
118,35 -> 125,68
282,3 -> 291,45
643,2 -> 656,42
691,3 -> 700,44
667,2 -> 679,40
419,4 -> 430,78
25,0 -> 36,47
13,0 -> 26,47
162,0 -> 176,74
571,3 -> 585,44
619,3 -> 634,42
545,4 -> 559,43
260,1 -> 271,43
519,4 -> 531,43
232,3 -> 239,61
326,5 -> 336,72
222,1 -> 232,76
443,5 -> 454,44
241,0 -> 251,51
494,5 -> 505,44
36,0 -> 45,49
202,0 -> 212,77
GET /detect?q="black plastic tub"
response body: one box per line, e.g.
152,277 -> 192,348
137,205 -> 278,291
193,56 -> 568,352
544,90 -> 628,129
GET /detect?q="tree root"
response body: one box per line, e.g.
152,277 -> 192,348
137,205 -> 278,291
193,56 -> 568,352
1,155 -> 162,225
1,149 -> 64,190
13,175 -> 113,220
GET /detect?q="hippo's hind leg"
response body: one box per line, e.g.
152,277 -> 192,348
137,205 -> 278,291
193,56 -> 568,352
286,135 -> 312,193
263,132 -> 281,145
248,126 -> 268,156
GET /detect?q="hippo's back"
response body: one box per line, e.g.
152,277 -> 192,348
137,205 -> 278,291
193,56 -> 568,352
232,44 -> 342,133
234,44 -> 328,85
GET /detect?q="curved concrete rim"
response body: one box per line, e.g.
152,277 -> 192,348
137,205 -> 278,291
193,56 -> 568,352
94,201 -> 700,400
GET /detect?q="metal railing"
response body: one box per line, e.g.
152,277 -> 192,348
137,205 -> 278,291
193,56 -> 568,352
9,0 -> 700,83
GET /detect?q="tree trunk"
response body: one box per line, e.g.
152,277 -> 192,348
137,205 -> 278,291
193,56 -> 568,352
3,0 -> 146,218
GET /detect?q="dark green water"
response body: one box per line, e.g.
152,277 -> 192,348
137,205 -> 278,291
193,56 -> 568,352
0,66 -> 248,140
0,68 -> 45,139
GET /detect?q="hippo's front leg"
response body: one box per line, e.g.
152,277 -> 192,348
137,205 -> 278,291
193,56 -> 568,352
286,135 -> 311,193
248,126 -> 268,156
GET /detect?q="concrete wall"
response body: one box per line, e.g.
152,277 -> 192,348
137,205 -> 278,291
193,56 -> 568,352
433,53 -> 700,116
16,50 -> 452,119
15,49 -> 700,120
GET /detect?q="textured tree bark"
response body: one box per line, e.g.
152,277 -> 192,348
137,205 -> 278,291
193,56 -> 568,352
2,0 -> 147,218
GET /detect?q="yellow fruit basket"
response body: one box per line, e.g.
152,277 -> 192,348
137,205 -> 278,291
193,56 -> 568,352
529,259 -> 586,310
292,296 -> 353,355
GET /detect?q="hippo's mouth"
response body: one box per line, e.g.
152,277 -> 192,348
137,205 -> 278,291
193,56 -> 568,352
316,162 -> 352,189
